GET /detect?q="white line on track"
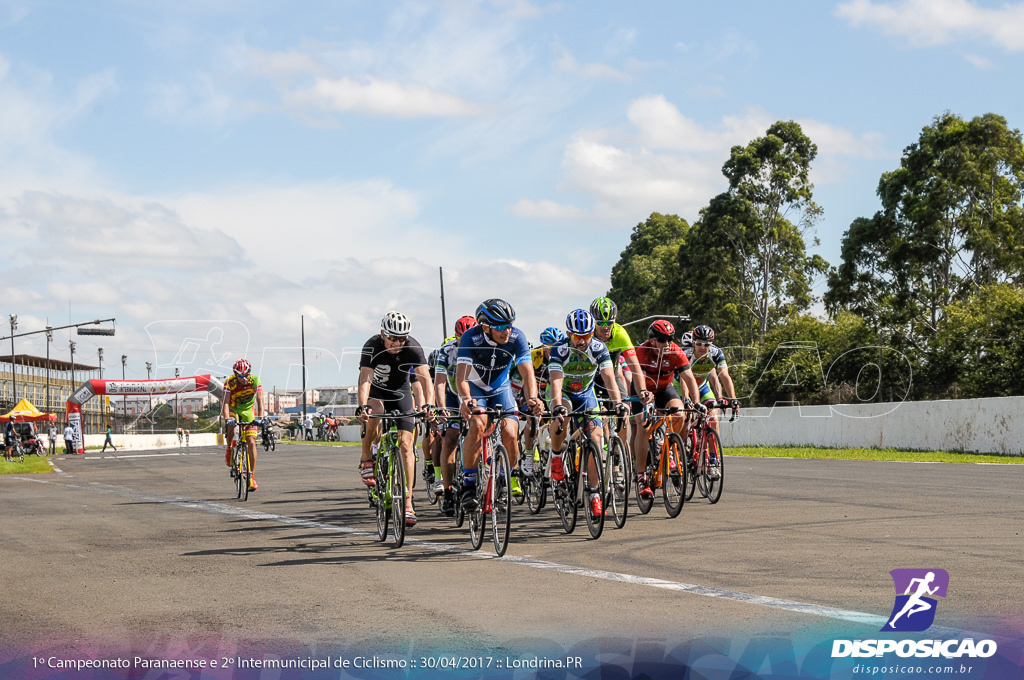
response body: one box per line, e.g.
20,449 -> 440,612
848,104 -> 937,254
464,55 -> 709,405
12,472 -> 984,640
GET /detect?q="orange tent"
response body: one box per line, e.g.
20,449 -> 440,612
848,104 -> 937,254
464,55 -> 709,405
1,398 -> 57,422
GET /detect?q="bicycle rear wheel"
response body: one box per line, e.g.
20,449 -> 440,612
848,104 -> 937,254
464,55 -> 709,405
662,432 -> 686,518
526,447 -> 548,514
491,445 -> 512,556
391,451 -> 407,547
606,435 -> 630,529
703,428 -> 724,504
581,440 -> 605,540
468,491 -> 485,550
635,438 -> 657,515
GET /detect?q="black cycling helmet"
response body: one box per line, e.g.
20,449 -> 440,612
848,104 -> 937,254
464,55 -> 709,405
475,298 -> 516,326
692,324 -> 715,342
589,296 -> 618,323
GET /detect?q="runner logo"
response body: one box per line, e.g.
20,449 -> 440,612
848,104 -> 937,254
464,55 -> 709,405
881,568 -> 949,632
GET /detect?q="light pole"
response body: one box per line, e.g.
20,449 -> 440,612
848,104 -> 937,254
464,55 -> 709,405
97,348 -> 104,433
146,362 -> 153,434
121,354 -> 127,433
97,347 -> 104,379
9,314 -> 17,406
45,327 -> 53,412
174,367 -> 180,433
69,341 -> 76,423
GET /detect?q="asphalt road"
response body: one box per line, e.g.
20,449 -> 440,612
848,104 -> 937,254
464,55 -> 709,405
2,443 -> 1022,673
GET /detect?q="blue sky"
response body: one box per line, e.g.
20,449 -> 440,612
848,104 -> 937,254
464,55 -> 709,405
3,0 -> 1023,391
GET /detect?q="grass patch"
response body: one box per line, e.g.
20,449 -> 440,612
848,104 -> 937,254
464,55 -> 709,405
280,439 -> 360,448
0,455 -> 54,474
728,446 -> 1024,464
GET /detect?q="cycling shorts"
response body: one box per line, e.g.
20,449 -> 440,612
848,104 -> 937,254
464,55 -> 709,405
467,383 -> 519,422
557,390 -> 602,430
229,413 -> 260,436
627,383 -> 682,415
368,385 -> 416,433
698,379 -> 717,405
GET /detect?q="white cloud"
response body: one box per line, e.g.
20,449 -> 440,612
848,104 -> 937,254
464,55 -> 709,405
836,0 -> 1024,50
507,198 -> 589,220
288,76 -> 483,118
963,52 -> 994,68
555,46 -> 631,81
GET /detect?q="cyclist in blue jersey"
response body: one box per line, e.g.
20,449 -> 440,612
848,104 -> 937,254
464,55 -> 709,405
433,315 -> 478,516
455,299 -> 544,508
547,309 -> 628,518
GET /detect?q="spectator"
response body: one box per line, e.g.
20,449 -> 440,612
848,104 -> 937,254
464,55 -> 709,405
102,424 -> 117,452
4,416 -> 15,462
47,423 -> 57,455
304,414 -> 314,441
63,422 -> 75,455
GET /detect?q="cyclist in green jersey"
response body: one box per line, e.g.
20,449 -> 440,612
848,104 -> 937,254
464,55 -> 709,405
590,297 -> 653,407
221,358 -> 265,491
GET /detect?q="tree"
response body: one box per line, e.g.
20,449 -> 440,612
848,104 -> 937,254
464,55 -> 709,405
686,121 -> 828,347
826,112 -> 1024,352
607,212 -> 691,333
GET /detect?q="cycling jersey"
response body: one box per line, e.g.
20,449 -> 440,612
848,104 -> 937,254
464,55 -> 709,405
548,337 -> 613,396
684,343 -> 728,402
511,346 -> 550,399
224,374 -> 262,421
634,341 -> 691,392
456,325 -> 531,395
600,322 -> 638,363
359,334 -> 427,396
433,337 -> 461,397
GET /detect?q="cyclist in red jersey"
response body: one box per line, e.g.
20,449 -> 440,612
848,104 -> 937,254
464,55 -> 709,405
628,319 -> 704,499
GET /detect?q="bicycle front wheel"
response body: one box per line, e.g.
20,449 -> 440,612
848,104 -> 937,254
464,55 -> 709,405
635,439 -> 657,515
391,451 -> 407,547
526,447 -> 548,514
375,456 -> 389,542
554,443 -> 578,534
684,431 -> 698,501
662,432 -> 686,518
606,435 -> 630,529
238,447 -> 250,502
581,440 -> 605,540
703,428 -> 724,504
491,445 -> 512,556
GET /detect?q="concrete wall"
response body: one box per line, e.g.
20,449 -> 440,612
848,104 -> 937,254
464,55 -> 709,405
81,432 -> 220,451
717,396 -> 1024,455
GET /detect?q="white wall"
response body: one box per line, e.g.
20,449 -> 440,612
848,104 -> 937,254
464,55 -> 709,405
82,433 -> 220,450
718,396 -> 1024,455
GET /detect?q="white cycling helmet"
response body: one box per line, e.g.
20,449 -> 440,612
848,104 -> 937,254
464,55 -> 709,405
381,310 -> 412,337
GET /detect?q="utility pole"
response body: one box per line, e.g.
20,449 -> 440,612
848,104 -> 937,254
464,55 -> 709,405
146,362 -> 153,434
9,314 -> 17,406
121,354 -> 127,433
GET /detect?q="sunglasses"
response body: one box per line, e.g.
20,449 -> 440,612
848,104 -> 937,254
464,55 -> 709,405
595,320 -> 615,327
486,323 -> 512,332
570,332 -> 593,342
384,334 -> 408,344
695,341 -> 712,347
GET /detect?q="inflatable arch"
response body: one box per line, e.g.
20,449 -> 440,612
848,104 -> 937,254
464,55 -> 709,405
65,375 -> 224,454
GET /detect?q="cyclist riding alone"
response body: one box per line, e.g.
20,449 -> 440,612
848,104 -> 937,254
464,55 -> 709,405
589,295 -> 653,412
355,310 -> 435,527
682,324 -> 740,479
631,320 -> 704,500
221,359 -> 265,491
433,315 -> 478,516
455,298 -> 544,508
547,308 -> 629,518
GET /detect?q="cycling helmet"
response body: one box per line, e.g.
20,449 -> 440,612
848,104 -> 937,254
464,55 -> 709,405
427,348 -> 439,366
648,319 -> 675,339
692,324 -> 715,342
680,331 -> 694,348
454,315 -> 477,337
232,358 -> 251,378
589,296 -> 618,323
565,308 -> 596,335
475,298 -> 516,326
539,327 -> 566,345
381,310 -> 412,337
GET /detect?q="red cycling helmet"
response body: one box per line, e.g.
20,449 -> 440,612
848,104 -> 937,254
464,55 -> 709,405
648,320 -> 675,340
233,358 -> 251,377
454,315 -> 477,338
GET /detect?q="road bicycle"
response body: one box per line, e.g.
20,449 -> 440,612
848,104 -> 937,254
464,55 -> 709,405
7,437 -> 25,463
635,405 -> 688,518
519,413 -> 552,515
362,411 -> 420,548
261,425 -> 276,452
550,407 -> 608,539
226,418 -> 258,501
456,407 -> 515,557
419,420 -> 443,507
684,401 -> 737,504
597,402 -> 632,530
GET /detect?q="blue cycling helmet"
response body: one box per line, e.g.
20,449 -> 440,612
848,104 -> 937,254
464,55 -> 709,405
565,308 -> 595,335
539,326 -> 566,345
476,298 -> 516,326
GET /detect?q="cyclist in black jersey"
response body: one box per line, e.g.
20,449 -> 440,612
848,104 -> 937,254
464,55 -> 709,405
355,311 -> 436,527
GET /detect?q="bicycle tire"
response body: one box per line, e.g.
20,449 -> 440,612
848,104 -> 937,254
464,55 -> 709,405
684,430 -> 698,501
526,446 -> 548,514
468,492 -> 485,550
703,428 -> 724,504
422,464 -> 437,506
375,455 -> 389,541
391,450 -> 407,547
581,439 -> 605,540
662,432 -> 686,518
34,442 -> 47,457
606,435 -> 630,529
491,444 -> 512,556
555,442 -> 578,534
238,445 -> 250,502
635,436 -> 657,515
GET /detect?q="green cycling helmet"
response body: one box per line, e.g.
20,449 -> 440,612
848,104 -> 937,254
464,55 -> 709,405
589,296 -> 618,324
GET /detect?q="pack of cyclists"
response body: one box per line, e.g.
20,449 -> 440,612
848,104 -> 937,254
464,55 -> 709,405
219,295 -> 740,538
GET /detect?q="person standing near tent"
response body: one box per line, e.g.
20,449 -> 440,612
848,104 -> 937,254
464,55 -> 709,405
47,423 -> 57,455
4,416 -> 15,462
63,422 -> 75,455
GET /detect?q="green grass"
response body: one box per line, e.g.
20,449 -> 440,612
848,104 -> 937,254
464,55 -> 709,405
0,455 -> 54,474
280,439 -> 360,447
729,446 -> 1024,464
